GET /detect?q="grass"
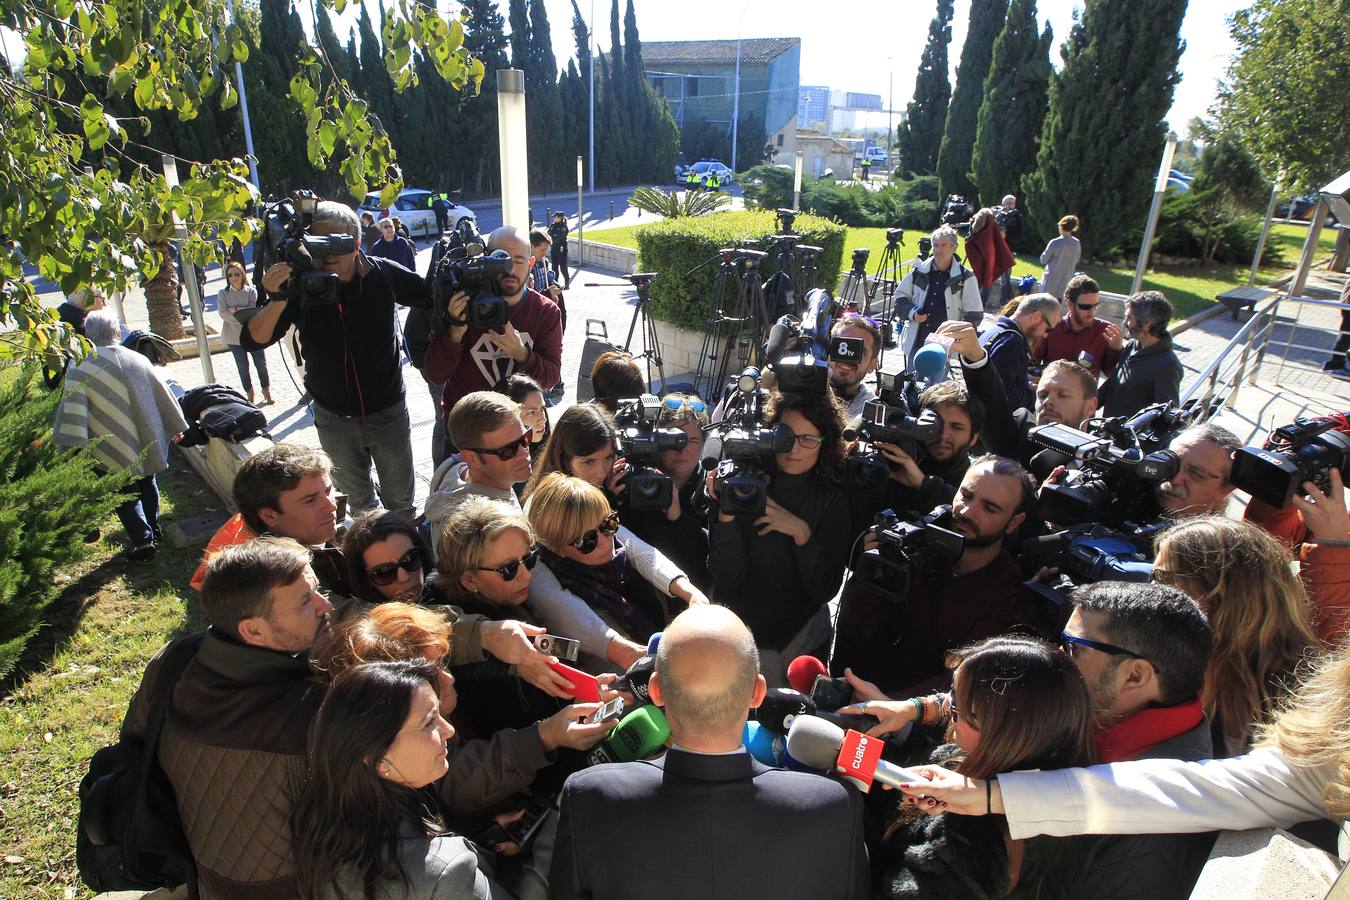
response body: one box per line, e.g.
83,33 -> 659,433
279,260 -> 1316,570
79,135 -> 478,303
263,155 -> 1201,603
575,219 -> 1336,322
0,456 -> 211,900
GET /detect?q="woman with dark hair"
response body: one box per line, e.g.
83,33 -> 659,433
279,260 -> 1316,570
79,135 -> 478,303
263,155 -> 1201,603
875,636 -> 1096,898
588,351 -> 644,415
707,390 -> 852,678
341,509 -> 437,605
291,659 -> 512,900
502,374 -> 550,463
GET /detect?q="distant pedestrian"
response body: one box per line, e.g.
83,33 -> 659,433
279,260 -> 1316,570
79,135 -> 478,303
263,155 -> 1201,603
360,211 -> 380,249
1040,214 -> 1083,301
368,219 -> 416,271
391,216 -> 411,241
53,309 -> 188,561
217,261 -> 273,406
1099,291 -> 1183,418
860,157 -> 871,183
548,211 -> 571,289
431,192 -> 451,235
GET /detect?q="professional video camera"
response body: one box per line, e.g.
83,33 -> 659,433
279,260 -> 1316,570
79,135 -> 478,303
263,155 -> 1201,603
940,195 -> 975,236
1229,413 -> 1350,509
852,505 -> 965,603
1018,522 -> 1160,634
842,371 -> 940,493
614,394 -> 689,512
761,312 -> 832,394
427,218 -> 513,331
256,190 -> 355,307
775,208 -> 798,234
1029,402 -> 1197,526
703,369 -> 795,517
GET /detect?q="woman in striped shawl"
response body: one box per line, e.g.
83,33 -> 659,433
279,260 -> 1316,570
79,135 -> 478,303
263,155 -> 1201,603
53,309 -> 188,560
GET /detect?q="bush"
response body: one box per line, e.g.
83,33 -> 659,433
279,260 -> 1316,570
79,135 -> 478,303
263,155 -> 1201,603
1146,191 -> 1278,265
629,185 -> 730,218
635,210 -> 847,331
739,165 -> 939,230
0,366 -> 125,677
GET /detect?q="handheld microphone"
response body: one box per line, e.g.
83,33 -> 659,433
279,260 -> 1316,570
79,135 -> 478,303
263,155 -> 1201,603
647,632 -> 663,655
786,656 -> 828,695
786,716 -> 929,794
743,720 -> 786,766
754,688 -> 817,735
616,654 -> 655,704
584,705 -> 670,766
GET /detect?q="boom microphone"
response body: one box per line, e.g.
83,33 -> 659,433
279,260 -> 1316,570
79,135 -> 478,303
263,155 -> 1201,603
786,655 -> 828,695
786,715 -> 929,794
584,705 -> 670,766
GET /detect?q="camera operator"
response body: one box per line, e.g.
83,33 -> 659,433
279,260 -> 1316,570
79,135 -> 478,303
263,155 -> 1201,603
425,226 -> 563,436
978,293 -> 1062,412
706,390 -> 854,682
1099,291 -> 1183,418
992,194 -> 1024,304
250,201 -> 428,518
1153,422 -> 1241,519
832,454 -> 1032,696
875,378 -> 986,513
618,394 -> 712,592
882,225 -> 983,351
827,314 -> 880,420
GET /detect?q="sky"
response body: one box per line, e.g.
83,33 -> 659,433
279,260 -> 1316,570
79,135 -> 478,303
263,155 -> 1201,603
533,0 -> 1243,135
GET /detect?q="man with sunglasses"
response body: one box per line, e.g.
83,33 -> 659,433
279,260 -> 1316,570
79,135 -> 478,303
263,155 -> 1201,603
1036,275 -> 1125,380
978,293 -> 1062,413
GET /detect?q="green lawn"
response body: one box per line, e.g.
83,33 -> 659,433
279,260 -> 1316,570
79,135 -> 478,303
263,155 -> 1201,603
0,456 -> 210,899
577,220 -> 1334,322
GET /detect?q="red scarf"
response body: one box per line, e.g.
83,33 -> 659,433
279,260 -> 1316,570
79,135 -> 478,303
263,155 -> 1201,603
1094,696 -> 1204,762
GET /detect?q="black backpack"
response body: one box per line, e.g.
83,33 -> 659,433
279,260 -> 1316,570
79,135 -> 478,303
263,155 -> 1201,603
76,633 -> 204,894
177,384 -> 268,446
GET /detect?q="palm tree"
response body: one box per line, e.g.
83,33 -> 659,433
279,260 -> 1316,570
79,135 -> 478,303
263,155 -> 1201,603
143,242 -> 185,340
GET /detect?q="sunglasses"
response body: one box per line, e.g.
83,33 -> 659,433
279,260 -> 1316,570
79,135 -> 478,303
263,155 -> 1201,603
1075,302 -> 1099,311
663,397 -> 708,416
469,433 -> 530,461
1060,631 -> 1159,672
475,546 -> 540,581
367,547 -> 425,586
571,511 -> 621,554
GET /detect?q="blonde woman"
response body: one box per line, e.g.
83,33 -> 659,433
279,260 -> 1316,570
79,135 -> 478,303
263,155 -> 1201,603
217,260 -> 272,405
1153,516 -> 1322,756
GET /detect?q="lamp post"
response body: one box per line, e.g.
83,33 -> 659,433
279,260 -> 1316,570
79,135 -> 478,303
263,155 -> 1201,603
161,154 -> 214,382
729,1 -> 754,174
1130,131 -> 1178,295
497,69 -> 530,231
588,0 -> 595,192
225,0 -> 260,191
577,155 -> 585,266
886,57 -> 894,162
793,149 -> 803,210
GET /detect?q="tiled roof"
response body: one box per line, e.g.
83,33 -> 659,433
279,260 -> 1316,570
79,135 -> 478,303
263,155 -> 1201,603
640,38 -> 800,67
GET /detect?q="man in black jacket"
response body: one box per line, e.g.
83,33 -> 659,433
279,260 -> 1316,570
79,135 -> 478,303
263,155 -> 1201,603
551,605 -> 870,900
547,211 -> 571,289
248,201 -> 431,518
1099,291 -> 1183,419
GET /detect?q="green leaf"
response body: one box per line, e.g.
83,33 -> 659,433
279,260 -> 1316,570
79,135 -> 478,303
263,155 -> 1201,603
318,121 -> 337,157
232,39 -> 249,62
220,78 -> 237,110
134,75 -> 153,109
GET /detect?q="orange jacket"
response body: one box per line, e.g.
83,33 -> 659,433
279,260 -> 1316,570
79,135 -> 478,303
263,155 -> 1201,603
189,513 -> 258,591
1245,499 -> 1350,648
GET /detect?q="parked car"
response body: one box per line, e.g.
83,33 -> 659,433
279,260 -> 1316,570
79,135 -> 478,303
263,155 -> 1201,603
356,188 -> 476,238
863,146 -> 889,167
683,160 -> 735,189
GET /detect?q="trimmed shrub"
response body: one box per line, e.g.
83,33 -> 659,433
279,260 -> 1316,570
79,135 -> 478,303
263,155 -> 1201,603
635,210 -> 847,332
0,366 -> 125,678
739,165 -> 939,230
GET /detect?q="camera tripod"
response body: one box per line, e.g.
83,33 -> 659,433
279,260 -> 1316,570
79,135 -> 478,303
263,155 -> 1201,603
691,247 -> 773,404
838,248 -> 871,312
619,273 -> 671,392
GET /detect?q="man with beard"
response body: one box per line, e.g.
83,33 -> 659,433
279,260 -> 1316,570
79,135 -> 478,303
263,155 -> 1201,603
831,455 -> 1032,695
1099,291 -> 1183,418
827,314 -> 880,420
426,226 -> 563,448
1037,275 -> 1125,379
871,378 -> 985,513
118,538 -> 334,898
1154,423 -> 1242,519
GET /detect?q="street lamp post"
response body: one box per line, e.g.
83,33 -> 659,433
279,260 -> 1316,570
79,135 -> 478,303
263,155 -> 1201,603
162,154 -> 214,383
577,155 -> 585,266
1130,131 -> 1178,295
496,70 -> 530,231
588,0 -> 595,192
729,1 -> 754,174
225,0 -> 260,191
793,150 -> 803,210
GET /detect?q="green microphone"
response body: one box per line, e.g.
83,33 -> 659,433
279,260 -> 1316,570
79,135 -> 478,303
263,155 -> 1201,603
585,705 -> 670,765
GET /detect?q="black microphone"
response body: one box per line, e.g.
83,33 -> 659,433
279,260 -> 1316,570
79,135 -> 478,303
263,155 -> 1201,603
754,688 -> 816,735
701,432 -> 723,471
762,316 -> 796,365
616,654 -> 655,705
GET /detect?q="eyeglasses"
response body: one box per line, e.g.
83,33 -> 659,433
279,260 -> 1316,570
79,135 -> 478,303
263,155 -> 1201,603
468,433 -> 531,461
475,546 -> 540,581
788,432 -> 824,449
571,511 -> 621,554
1060,631 -> 1159,672
367,547 -> 425,586
1075,302 -> 1098,312
1178,462 -> 1222,483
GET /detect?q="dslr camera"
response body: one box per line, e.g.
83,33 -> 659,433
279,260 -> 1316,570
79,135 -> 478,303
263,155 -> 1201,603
1029,402 -> 1196,527
704,369 -> 796,517
1229,414 -> 1350,509
427,218 -> 513,331
256,190 -> 354,307
852,505 -> 965,603
615,394 -> 689,512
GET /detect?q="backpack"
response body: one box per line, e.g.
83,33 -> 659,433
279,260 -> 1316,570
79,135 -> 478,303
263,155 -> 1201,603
76,634 -> 204,894
177,384 -> 268,446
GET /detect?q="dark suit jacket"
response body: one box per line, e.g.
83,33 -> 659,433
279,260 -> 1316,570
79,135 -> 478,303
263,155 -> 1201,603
550,747 -> 870,900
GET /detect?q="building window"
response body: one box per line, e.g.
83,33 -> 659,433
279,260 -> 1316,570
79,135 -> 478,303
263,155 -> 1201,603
686,76 -> 699,97
777,134 -> 784,147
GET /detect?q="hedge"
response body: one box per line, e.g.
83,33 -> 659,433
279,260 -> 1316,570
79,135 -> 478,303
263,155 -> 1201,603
635,210 -> 847,332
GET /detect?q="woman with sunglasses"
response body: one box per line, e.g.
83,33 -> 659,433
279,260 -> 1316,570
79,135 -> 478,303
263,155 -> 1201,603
217,260 -> 272,405
1153,516 -> 1322,756
616,393 -> 712,591
707,390 -> 853,680
872,636 -> 1097,899
525,473 -> 685,649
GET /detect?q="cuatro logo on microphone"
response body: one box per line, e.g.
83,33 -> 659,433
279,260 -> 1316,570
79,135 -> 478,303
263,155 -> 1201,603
835,729 -> 884,793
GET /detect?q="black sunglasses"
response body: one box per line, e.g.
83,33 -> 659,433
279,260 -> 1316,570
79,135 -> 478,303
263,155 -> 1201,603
571,512 -> 621,554
1060,631 -> 1159,672
367,547 -> 425,586
1075,302 -> 1099,311
475,546 -> 540,582
468,433 -> 530,461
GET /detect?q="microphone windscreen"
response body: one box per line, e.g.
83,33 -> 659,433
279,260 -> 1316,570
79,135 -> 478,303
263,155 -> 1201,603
743,721 -> 785,766
647,632 -> 663,655
762,317 -> 794,365
701,433 -> 723,470
605,705 -> 670,762
755,688 -> 817,734
786,655 -> 829,695
912,342 -> 949,380
785,714 -> 846,771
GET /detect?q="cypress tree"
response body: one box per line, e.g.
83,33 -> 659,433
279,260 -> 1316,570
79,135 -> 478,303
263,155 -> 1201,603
356,2 -> 398,146
1022,0 -> 1186,254
895,0 -> 954,177
345,29 -> 364,99
937,0 -> 1007,201
313,0 -> 351,86
460,0 -> 509,196
507,0 -> 530,70
970,0 -> 1052,216
526,0 -> 565,190
569,0 -> 593,180
606,0 -> 635,182
597,53 -> 621,185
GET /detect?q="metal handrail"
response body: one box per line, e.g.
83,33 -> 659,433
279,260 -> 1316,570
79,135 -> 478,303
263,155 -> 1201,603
1179,293 -> 1283,421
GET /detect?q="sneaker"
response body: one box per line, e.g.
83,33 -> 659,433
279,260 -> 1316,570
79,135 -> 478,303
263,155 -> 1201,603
1322,358 -> 1346,372
127,542 -> 157,562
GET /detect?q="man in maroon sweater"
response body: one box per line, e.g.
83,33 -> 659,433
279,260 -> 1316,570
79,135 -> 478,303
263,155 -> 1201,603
425,226 -> 562,448
1037,274 -> 1124,380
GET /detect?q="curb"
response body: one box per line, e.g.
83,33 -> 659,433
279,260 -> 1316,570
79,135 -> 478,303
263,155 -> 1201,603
1171,301 -> 1229,336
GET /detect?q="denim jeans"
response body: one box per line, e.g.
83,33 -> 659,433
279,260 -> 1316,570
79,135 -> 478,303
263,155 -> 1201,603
312,400 -> 415,518
228,346 -> 270,393
425,377 -> 448,470
114,473 -> 160,546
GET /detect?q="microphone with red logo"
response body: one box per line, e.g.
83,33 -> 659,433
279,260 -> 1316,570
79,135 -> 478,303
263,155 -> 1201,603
786,715 -> 930,793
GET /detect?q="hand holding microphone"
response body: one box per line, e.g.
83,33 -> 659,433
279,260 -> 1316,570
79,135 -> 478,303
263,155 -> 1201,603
585,705 -> 671,766
785,715 -> 930,795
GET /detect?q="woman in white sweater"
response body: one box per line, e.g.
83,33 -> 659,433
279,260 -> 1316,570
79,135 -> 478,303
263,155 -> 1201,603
896,639 -> 1350,839
1039,215 -> 1082,302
